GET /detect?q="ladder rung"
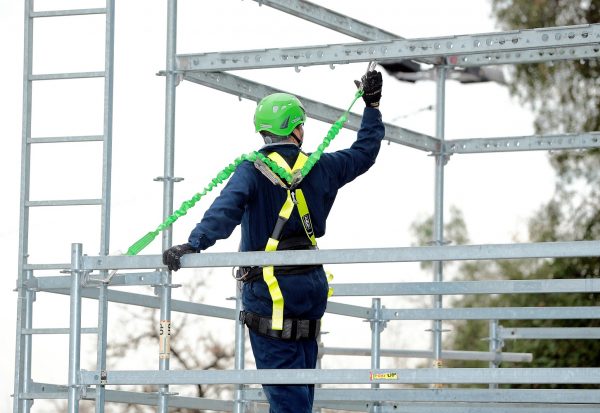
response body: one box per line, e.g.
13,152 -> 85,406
22,328 -> 98,335
30,72 -> 105,81
26,199 -> 103,207
31,8 -> 107,18
23,263 -> 70,271
29,135 -> 104,144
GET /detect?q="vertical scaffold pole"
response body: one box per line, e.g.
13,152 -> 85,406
233,282 -> 246,413
370,298 -> 382,413
18,271 -> 34,413
96,1 -> 115,411
14,1 -> 34,410
68,244 -> 84,413
432,66 -> 447,376
159,1 -> 178,411
489,319 -> 501,389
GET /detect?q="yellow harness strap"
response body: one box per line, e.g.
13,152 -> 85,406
263,152 -> 316,330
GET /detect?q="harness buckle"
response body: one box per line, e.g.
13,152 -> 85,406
239,310 -> 247,324
233,267 -> 259,283
290,170 -> 304,189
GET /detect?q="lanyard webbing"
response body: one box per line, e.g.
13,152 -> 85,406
262,151 -> 316,330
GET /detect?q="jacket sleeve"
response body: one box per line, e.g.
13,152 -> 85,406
187,162 -> 255,251
319,106 -> 385,188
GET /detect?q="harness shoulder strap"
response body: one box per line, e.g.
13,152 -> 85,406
260,151 -> 317,330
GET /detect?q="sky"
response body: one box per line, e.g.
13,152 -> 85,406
0,1 -> 558,411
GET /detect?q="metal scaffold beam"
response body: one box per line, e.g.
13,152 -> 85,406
251,0 -> 401,41
447,132 -> 600,153
183,71 -> 439,152
80,367 -> 600,385
177,24 -> 600,71
83,240 -> 600,270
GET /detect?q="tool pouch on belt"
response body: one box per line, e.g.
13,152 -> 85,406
240,310 -> 320,341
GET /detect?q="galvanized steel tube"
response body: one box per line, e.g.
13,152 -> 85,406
68,244 -> 84,413
370,298 -> 382,413
432,66 -> 447,372
233,282 -> 246,413
158,1 -> 178,411
14,2 -> 34,410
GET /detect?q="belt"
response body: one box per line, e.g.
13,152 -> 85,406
239,310 -> 321,341
236,263 -> 322,283
235,237 -> 320,283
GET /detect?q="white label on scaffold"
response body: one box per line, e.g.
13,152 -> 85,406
159,320 -> 171,359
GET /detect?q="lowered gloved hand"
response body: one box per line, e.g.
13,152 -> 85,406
361,70 -> 383,108
162,243 -> 197,271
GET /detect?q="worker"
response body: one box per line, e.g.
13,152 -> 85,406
163,69 -> 384,413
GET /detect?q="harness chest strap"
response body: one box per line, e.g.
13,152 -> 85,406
263,152 -> 316,330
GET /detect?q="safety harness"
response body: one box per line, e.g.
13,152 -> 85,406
239,151 -> 320,338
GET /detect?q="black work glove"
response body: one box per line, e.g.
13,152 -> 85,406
361,70 -> 383,108
162,243 -> 196,271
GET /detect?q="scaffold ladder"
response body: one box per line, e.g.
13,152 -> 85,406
13,1 -> 115,413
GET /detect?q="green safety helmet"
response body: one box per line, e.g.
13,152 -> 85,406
254,93 -> 306,137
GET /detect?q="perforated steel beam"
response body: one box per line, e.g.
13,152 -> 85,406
177,24 -> 600,71
252,0 -> 399,41
449,44 -> 600,67
183,71 -> 439,151
447,132 -> 600,154
250,0 -> 431,67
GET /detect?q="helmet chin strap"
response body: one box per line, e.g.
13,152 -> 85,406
290,130 -> 303,148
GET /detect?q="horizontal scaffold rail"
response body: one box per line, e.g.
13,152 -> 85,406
31,276 -> 599,296
325,301 -> 600,320
25,383 -> 600,410
80,367 -> 600,385
177,24 -> 600,71
82,240 -> 600,271
183,71 -> 439,152
47,288 -> 237,320
331,278 -> 600,296
500,327 -> 600,340
321,347 -> 532,363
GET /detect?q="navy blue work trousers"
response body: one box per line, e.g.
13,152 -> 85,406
249,330 -> 319,413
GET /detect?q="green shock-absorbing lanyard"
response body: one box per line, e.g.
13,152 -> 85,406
125,89 -> 364,256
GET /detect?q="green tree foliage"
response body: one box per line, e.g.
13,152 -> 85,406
442,1 -> 600,385
492,0 -> 600,133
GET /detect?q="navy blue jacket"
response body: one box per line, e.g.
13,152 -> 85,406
189,106 -> 383,319
188,107 -> 384,253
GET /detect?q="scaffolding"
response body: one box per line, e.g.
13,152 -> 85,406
13,1 -> 600,412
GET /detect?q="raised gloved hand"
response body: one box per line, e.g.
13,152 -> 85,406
162,243 -> 196,271
361,70 -> 383,108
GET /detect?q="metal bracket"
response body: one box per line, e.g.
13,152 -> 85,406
428,150 -> 452,165
61,269 -> 93,287
154,176 -> 184,183
153,283 -> 182,296
426,327 -> 452,333
156,69 -> 184,86
366,306 -> 389,332
158,390 -> 180,396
